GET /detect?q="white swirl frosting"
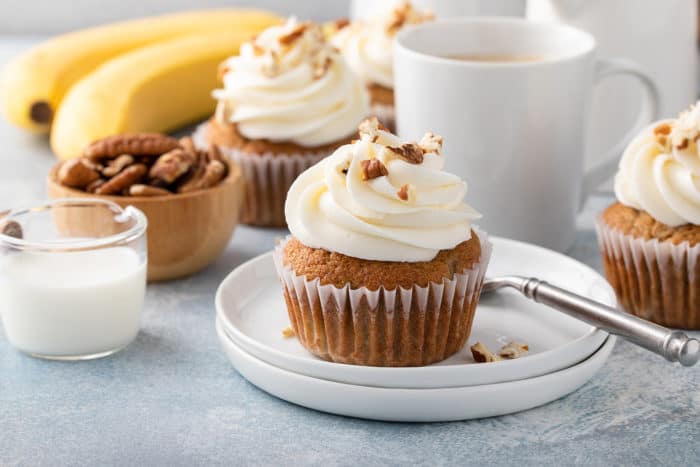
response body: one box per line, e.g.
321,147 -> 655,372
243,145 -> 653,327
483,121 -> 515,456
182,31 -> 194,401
212,18 -> 369,147
331,2 -> 433,90
286,119 -> 481,262
614,102 -> 700,226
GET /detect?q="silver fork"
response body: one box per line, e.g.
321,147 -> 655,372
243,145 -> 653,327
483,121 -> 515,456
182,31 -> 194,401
482,276 -> 700,367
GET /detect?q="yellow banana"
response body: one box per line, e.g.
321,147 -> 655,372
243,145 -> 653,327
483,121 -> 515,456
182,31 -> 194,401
50,30 -> 253,160
1,9 -> 280,133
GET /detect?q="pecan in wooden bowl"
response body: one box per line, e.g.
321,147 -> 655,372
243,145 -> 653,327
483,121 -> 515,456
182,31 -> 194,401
47,133 -> 245,282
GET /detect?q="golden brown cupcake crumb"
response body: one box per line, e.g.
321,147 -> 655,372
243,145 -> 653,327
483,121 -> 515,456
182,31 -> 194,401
282,232 -> 482,290
602,202 -> 700,246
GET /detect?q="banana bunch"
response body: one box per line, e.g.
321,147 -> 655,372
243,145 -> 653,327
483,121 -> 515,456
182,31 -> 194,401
0,9 -> 281,158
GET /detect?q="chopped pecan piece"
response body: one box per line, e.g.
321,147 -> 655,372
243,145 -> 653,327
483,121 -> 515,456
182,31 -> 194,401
334,18 -> 350,30
84,133 -> 180,160
419,132 -> 443,154
361,159 -> 388,180
397,184 -> 413,201
358,117 -> 388,142
498,342 -> 529,359
279,21 -> 309,46
149,148 -> 194,185
101,154 -> 134,178
179,136 -> 197,155
470,342 -> 503,363
95,164 -> 147,195
58,159 -> 101,189
387,143 -> 424,164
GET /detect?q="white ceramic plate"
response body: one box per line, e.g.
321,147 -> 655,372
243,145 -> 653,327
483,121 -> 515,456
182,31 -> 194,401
216,237 -> 612,388
217,319 -> 616,422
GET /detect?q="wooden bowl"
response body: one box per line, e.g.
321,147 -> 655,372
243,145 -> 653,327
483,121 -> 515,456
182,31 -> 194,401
48,163 -> 245,282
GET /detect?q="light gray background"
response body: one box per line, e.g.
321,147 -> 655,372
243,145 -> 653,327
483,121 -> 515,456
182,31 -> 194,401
0,0 -> 350,33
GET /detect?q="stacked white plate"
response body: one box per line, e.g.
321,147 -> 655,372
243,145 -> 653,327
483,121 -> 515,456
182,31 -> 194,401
215,237 -> 617,422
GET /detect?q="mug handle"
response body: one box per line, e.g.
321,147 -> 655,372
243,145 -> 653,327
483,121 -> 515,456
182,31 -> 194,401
580,58 -> 659,208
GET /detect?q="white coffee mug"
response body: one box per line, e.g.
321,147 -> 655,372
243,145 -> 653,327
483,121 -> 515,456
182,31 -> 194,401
527,0 -> 698,190
394,18 -> 658,251
350,0 -> 526,20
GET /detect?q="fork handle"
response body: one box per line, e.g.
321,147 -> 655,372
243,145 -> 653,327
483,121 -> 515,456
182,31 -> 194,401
519,277 -> 699,367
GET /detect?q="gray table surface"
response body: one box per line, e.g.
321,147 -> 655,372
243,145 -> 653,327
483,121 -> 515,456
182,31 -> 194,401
1,37 -> 699,467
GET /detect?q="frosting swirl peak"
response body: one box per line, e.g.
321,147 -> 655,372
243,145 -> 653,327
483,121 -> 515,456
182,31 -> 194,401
213,18 -> 369,147
286,118 -> 481,262
331,1 -> 433,89
615,101 -> 700,226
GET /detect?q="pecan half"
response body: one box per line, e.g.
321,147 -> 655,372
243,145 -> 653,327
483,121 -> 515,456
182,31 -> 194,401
128,184 -> 171,197
101,154 -> 135,178
361,159 -> 388,180
84,133 -> 180,160
149,148 -> 194,185
95,164 -> 147,195
470,342 -> 503,363
387,143 -> 424,164
57,159 -> 101,189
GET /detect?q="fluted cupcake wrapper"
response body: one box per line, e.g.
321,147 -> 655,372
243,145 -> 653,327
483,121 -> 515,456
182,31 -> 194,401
595,218 -> 700,329
371,103 -> 396,133
272,231 -> 493,367
192,122 -> 328,227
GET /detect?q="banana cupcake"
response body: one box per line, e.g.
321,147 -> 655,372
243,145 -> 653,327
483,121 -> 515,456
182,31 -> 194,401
274,118 -> 490,366
597,102 -> 700,329
331,1 -> 433,131
194,18 -> 369,227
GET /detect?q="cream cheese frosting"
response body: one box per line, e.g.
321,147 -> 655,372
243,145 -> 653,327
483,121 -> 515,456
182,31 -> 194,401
285,118 -> 481,262
614,102 -> 700,226
331,1 -> 433,90
212,18 -> 369,147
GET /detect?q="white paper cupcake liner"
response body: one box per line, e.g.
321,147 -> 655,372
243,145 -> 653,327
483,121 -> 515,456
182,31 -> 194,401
272,230 -> 493,366
595,217 -> 700,329
371,103 -> 396,133
193,122 -> 329,227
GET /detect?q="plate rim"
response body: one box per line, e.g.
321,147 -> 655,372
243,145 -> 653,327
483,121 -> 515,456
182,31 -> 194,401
215,235 -> 612,387
216,318 -> 616,421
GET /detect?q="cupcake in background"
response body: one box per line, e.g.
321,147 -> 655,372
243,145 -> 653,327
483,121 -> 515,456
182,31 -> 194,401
194,18 -> 369,227
331,1 -> 434,131
275,118 -> 489,366
597,101 -> 700,329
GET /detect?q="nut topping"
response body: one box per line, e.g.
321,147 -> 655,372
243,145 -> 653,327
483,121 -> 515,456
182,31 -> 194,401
498,342 -> 529,359
358,117 -> 388,142
361,159 -> 388,180
279,21 -> 309,46
1,220 -> 23,239
419,132 -> 443,155
397,183 -> 415,202
470,342 -> 502,363
387,143 -> 424,164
